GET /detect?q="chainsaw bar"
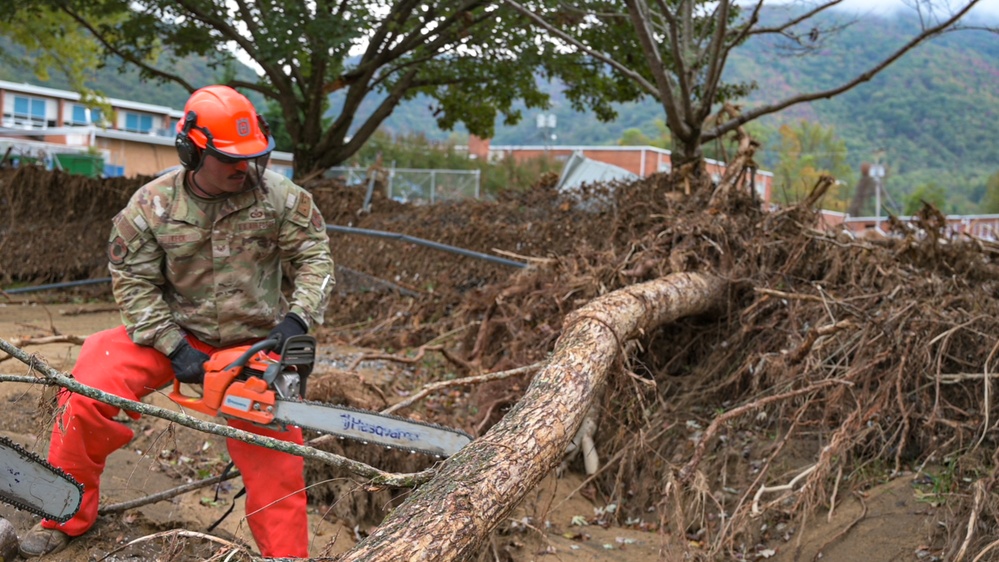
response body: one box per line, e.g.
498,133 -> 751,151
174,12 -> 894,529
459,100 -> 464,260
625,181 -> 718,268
0,436 -> 82,522
272,399 -> 473,458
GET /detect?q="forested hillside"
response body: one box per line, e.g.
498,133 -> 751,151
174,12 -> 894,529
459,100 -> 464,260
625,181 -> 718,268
1,7 -> 997,211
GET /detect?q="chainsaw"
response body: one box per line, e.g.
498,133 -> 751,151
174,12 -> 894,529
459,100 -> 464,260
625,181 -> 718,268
0,436 -> 82,522
168,335 -> 472,458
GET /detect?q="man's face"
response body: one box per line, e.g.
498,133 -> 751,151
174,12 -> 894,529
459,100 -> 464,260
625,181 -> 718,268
192,153 -> 255,196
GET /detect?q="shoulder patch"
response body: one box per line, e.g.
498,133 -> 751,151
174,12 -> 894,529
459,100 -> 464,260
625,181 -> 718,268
113,214 -> 140,242
311,209 -> 324,231
295,191 -> 313,218
108,236 -> 129,265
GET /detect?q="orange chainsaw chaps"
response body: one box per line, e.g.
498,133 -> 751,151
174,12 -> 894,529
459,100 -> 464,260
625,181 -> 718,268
219,377 -> 277,425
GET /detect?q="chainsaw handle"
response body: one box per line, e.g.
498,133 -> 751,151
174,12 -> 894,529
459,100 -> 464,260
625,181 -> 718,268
225,337 -> 280,371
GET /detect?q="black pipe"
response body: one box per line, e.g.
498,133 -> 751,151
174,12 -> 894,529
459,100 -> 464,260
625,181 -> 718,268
326,225 -> 528,269
2,224 -> 529,295
2,278 -> 112,295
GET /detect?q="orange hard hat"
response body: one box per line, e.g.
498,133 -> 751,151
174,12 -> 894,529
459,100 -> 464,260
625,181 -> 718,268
176,85 -> 274,161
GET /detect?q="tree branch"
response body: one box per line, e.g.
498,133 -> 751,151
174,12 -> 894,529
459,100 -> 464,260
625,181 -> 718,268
0,337 -> 433,488
59,8 -> 197,93
502,0 -> 658,95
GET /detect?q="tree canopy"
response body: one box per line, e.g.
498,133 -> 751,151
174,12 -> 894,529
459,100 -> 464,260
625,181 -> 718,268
12,0 -> 641,179
6,0 -> 988,184
0,5 -> 107,110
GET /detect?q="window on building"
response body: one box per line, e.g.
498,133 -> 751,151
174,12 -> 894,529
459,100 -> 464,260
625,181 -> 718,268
63,104 -> 107,127
123,112 -> 154,133
67,104 -> 89,125
7,95 -> 48,127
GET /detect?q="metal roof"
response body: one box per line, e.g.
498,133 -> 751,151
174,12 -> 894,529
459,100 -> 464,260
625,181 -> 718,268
555,150 -> 639,191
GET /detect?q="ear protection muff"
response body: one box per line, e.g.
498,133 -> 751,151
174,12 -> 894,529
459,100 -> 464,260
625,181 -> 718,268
175,111 -> 202,170
256,114 -> 271,139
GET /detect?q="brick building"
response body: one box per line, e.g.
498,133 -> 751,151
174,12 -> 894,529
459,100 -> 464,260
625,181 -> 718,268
0,80 -> 294,178
476,138 -> 775,203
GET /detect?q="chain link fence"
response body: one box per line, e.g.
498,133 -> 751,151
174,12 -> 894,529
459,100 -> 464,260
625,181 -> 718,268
325,167 -> 481,204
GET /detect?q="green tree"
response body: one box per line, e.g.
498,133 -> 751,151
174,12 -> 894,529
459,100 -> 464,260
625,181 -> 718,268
903,182 -> 948,215
980,172 -> 999,214
14,0 -> 633,180
503,0 -> 982,184
772,121 -> 853,209
618,128 -> 655,147
0,5 -> 110,116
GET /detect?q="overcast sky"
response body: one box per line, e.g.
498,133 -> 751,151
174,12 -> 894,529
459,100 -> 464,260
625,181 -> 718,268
831,0 -> 999,20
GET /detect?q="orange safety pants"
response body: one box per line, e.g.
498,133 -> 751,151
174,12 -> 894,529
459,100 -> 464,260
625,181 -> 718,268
41,326 -> 309,558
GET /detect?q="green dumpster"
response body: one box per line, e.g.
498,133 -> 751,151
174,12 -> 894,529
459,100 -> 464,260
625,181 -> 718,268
55,153 -> 104,178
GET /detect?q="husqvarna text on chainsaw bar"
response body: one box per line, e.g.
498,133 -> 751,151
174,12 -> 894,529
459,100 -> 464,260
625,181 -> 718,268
168,335 -> 472,458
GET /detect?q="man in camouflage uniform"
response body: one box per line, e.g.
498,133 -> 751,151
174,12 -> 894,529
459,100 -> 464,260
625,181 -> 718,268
20,85 -> 334,559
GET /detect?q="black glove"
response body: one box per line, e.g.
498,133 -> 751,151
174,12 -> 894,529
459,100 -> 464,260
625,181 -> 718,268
268,313 -> 308,349
169,341 -> 211,384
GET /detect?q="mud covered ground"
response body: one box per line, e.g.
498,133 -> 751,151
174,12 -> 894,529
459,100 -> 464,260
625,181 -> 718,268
3,166 -> 999,561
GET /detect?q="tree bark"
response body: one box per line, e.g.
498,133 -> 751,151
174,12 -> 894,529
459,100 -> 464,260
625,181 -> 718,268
338,272 -> 728,561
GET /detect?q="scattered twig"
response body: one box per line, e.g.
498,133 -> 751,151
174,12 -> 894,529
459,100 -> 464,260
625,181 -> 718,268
754,287 -> 826,303
8,334 -> 87,347
381,362 -> 542,415
554,424 -> 674,511
348,345 -> 438,371
679,378 -> 853,483
975,340 -> 999,451
751,464 -> 817,516
954,479 -> 986,562
828,465 -> 843,522
491,248 -> 556,265
0,334 -> 88,363
972,538 -> 999,562
933,373 -> 999,383
787,319 -> 854,364
348,344 -> 475,375
96,529 -> 252,562
100,470 -> 242,515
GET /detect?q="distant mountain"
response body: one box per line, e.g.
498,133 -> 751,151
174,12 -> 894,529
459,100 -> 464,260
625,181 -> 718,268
2,7 -> 997,209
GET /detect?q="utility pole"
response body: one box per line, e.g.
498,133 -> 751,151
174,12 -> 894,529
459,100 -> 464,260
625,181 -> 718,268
871,163 -> 884,231
871,149 -> 887,232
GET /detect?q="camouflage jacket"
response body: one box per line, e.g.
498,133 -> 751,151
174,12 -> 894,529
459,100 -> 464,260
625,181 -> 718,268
107,168 -> 335,356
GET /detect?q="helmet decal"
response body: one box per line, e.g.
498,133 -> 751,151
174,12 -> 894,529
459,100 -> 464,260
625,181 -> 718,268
236,117 -> 251,137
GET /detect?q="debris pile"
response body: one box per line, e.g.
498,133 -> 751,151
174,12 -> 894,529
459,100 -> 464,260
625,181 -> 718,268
5,165 -> 999,559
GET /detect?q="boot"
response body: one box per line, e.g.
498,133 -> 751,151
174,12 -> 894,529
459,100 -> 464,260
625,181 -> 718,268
18,523 -> 71,558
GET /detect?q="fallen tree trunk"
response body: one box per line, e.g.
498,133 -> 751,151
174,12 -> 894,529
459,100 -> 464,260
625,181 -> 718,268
339,271 -> 729,561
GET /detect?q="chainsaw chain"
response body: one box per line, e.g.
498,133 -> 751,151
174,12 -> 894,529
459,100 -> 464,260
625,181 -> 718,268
0,435 -> 83,522
273,399 -> 472,459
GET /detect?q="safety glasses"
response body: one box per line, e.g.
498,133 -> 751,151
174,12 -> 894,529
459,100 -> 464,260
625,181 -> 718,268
205,145 -> 273,170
